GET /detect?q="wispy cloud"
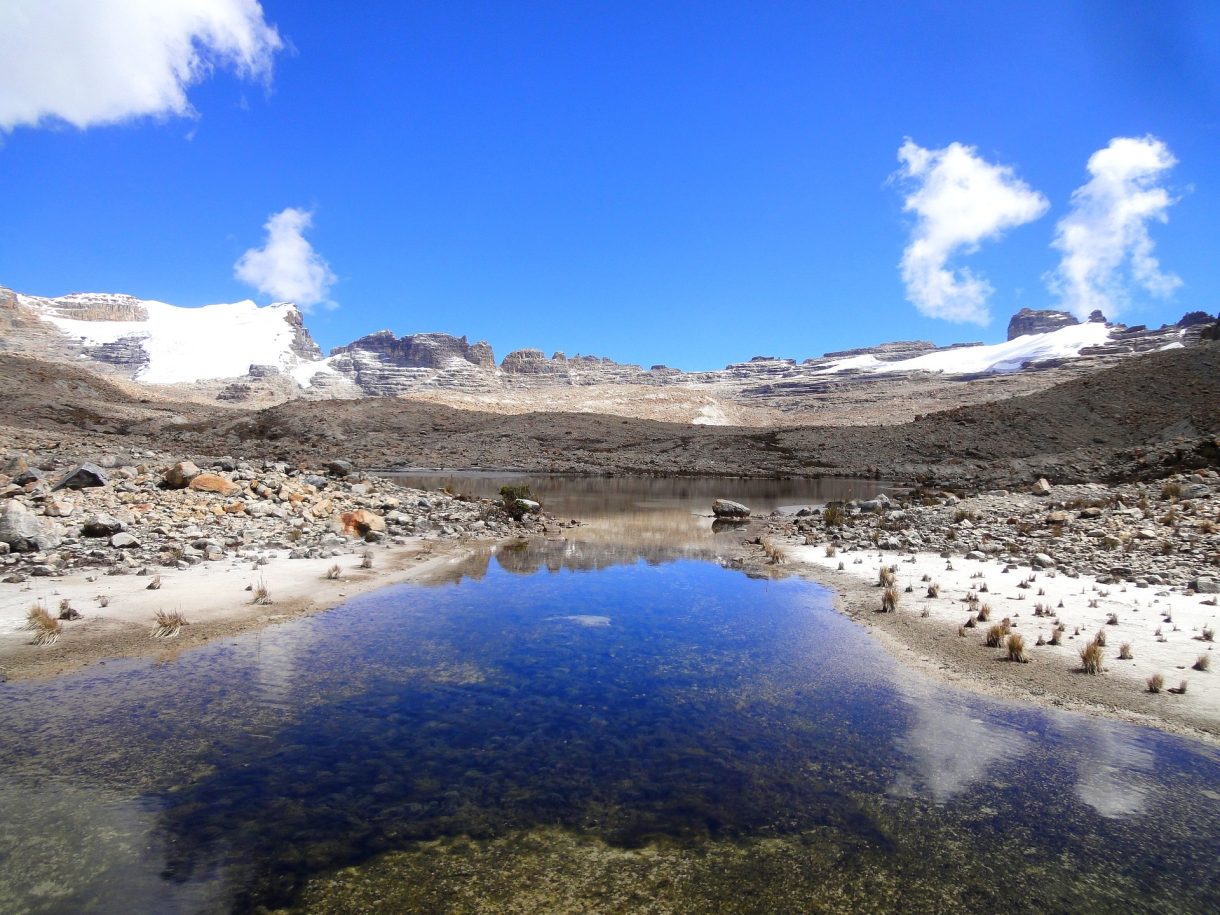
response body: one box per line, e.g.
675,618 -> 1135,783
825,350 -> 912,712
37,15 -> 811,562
235,208 -> 337,311
1048,136 -> 1181,319
895,139 -> 1049,324
0,0 -> 282,132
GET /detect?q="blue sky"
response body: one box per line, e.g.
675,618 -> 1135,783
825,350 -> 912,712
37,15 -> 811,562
1,1 -> 1217,370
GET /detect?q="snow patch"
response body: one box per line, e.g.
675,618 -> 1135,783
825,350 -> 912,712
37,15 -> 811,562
36,297 -> 310,384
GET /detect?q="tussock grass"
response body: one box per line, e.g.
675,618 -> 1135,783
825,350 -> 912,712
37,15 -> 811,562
824,543 -> 838,558
1106,613 -> 1119,626
146,575 -> 162,591
1201,626 -> 1215,643
1118,643 -> 1133,660
1006,632 -> 1028,663
1049,627 -> 1063,646
762,538 -> 786,565
984,621 -> 1011,648
58,599 -> 81,621
360,551 -> 374,570
926,582 -> 940,598
1194,654 -> 1211,672
979,582 -> 989,593
251,578 -> 271,605
326,563 -> 341,580
25,603 -> 62,646
1079,637 -> 1104,674
976,603 -> 991,622
1094,629 -> 1107,648
97,594 -> 110,608
878,567 -> 895,587
152,609 -> 187,639
963,615 -> 977,629
1147,673 -> 1164,693
880,585 -> 899,613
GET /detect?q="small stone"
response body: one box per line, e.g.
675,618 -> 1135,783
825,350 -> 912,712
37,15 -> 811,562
110,532 -> 140,549
54,463 -> 109,490
82,514 -> 126,537
1031,478 -> 1052,496
163,461 -> 201,489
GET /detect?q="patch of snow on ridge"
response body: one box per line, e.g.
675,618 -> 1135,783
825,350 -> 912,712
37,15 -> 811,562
289,358 -> 339,386
38,298 -> 308,384
817,322 -> 1114,377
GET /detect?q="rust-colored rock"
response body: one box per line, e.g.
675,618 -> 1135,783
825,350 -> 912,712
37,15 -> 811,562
189,473 -> 241,496
340,509 -> 386,537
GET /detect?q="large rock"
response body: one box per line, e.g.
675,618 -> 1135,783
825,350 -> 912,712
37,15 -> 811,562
82,513 -> 126,537
0,501 -> 62,552
1007,308 -> 1079,341
340,509 -> 386,537
327,460 -> 355,477
1031,478 -> 1052,497
163,460 -> 201,489
712,499 -> 751,518
1193,578 -> 1219,594
54,463 -> 108,490
189,473 -> 241,496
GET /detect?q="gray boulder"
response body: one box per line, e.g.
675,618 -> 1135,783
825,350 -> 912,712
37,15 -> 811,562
110,532 -> 140,549
0,501 -> 62,552
712,499 -> 751,518
54,463 -> 109,490
327,460 -> 355,477
82,514 -> 126,537
1193,578 -> 1219,594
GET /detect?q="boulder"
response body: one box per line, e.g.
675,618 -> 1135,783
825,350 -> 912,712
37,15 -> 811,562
110,532 -> 140,549
1193,578 -> 1219,594
712,499 -> 751,518
1,454 -> 29,477
164,460 -> 201,489
514,498 -> 541,513
0,501 -> 62,552
1178,483 -> 1210,500
188,473 -> 241,496
1031,478 -> 1051,497
340,509 -> 386,537
12,467 -> 45,486
1032,553 -> 1056,569
54,463 -> 109,490
327,460 -> 355,477
82,514 -> 126,537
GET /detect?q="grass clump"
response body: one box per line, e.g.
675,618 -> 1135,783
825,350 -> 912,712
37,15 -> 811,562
25,603 -> 62,646
878,566 -> 895,588
326,563 -> 342,580
762,538 -> 786,565
823,504 -> 846,527
1079,637 -> 1104,674
58,598 -> 81,621
1202,626 -> 1215,643
1194,654 -> 1211,672
499,484 -> 538,521
146,575 -> 162,591
976,603 -> 991,622
880,585 -> 899,613
152,609 -> 187,639
251,578 -> 271,605
984,621 -> 1011,648
1118,643 -> 1133,660
824,543 -> 838,558
926,582 -> 940,598
360,551 -> 374,570
1006,632 -> 1028,663
1147,673 -> 1164,694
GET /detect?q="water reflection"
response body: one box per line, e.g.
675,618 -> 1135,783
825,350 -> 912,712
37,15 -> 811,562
0,557 -> 1217,913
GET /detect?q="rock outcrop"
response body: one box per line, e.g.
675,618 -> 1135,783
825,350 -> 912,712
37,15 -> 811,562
1007,309 -> 1079,340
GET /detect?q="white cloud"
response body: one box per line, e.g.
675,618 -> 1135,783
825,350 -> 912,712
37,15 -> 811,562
235,208 -> 337,311
895,139 -> 1049,324
0,0 -> 282,132
1049,136 -> 1181,319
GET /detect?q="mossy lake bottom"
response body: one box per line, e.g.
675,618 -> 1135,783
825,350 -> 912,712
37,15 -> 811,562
2,555 -> 1219,913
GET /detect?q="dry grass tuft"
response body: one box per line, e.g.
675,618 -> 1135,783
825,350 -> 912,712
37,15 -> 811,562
963,615 -> 977,629
824,543 -> 838,558
984,622 -> 1011,648
326,563 -> 342,580
1094,629 -> 1107,648
1079,637 -> 1104,674
146,575 -> 162,591
1202,626 -> 1215,643
58,598 -> 81,621
1006,632 -> 1028,662
880,585 -> 899,613
152,609 -> 187,639
1193,654 -> 1211,672
926,582 -> 940,598
1147,673 -> 1164,694
976,603 -> 991,622
823,504 -> 845,527
1118,642 -> 1133,660
25,603 -> 62,646
1106,613 -> 1119,626
878,566 -> 895,587
251,578 -> 271,605
360,550 -> 374,570
762,537 -> 786,565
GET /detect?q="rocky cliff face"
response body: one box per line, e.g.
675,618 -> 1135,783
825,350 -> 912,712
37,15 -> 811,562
325,331 -> 497,396
1007,308 -> 1079,340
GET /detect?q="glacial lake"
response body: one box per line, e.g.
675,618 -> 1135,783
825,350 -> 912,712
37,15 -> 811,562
1,476 -> 1219,913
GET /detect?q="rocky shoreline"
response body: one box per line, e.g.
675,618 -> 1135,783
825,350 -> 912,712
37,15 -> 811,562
738,470 -> 1220,740
0,448 -> 570,678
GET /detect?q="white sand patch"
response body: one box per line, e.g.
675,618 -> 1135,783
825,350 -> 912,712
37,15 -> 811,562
789,543 -> 1219,723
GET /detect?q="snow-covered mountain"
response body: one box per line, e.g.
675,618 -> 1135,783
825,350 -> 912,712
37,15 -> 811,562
8,289 -> 322,384
2,283 -> 1212,425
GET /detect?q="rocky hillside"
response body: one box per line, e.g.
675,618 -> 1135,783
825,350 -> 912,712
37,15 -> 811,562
5,282 -> 1217,426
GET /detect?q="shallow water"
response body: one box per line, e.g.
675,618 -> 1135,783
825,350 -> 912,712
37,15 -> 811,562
2,554 -> 1219,913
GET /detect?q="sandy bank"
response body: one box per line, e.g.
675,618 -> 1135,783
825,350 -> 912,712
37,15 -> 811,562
0,536 -> 497,681
782,544 -> 1219,743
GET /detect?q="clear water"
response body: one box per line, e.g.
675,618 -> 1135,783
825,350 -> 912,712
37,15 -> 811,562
1,492 -> 1219,912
